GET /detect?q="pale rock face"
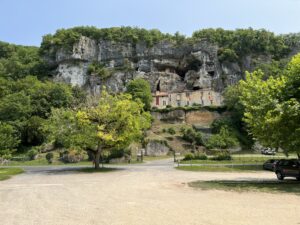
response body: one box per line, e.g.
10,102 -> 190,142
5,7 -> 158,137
50,36 -> 244,94
56,36 -> 97,63
72,36 -> 98,61
55,62 -> 89,87
145,140 -> 170,156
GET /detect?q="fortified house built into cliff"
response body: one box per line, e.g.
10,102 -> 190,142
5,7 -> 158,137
152,89 -> 223,109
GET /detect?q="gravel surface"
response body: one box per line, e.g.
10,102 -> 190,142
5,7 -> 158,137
0,159 -> 299,225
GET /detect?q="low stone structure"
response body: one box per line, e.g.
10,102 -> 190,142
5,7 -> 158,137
152,89 -> 223,109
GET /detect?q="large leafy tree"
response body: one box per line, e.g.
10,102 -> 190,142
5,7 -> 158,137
238,54 -> 300,157
126,78 -> 153,111
46,91 -> 152,169
0,76 -> 85,148
0,122 -> 20,158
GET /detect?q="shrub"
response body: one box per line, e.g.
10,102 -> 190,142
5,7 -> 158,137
166,136 -> 174,141
27,149 -> 38,160
205,127 -> 238,149
182,128 -> 204,145
194,153 -> 208,160
183,153 -> 194,161
162,128 -> 166,133
168,127 -> 176,135
87,62 -> 112,79
61,149 -> 84,163
211,151 -> 232,161
45,152 -> 54,163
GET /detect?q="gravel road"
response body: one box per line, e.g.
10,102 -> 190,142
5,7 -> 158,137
0,159 -> 299,225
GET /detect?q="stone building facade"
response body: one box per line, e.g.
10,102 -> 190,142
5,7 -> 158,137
152,89 -> 223,109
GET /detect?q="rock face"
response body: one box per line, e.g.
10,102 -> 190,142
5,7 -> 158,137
145,140 -> 170,156
48,36 -> 247,94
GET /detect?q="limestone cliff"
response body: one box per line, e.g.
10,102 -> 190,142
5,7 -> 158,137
47,36 -> 272,95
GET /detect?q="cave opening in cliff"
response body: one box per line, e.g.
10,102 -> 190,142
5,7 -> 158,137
208,71 -> 215,76
175,68 -> 187,81
156,80 -> 161,92
187,60 -> 202,71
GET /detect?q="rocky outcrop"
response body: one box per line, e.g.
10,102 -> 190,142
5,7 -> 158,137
145,140 -> 170,156
151,108 -> 227,126
48,36 -> 245,94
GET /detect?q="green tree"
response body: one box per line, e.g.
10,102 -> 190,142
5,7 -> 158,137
0,122 -> 20,158
126,78 -> 153,111
239,54 -> 300,157
206,127 -> 238,150
46,91 -> 152,169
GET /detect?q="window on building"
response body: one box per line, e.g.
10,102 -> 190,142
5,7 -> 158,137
163,100 -> 166,106
177,100 -> 181,107
187,101 -> 189,106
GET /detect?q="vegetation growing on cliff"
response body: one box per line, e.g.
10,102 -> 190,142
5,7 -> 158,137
192,28 -> 290,61
87,62 -> 112,79
40,26 -> 186,56
40,26 -> 299,63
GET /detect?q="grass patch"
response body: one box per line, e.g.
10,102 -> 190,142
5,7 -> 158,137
78,167 -> 120,173
189,180 -> 300,194
0,168 -> 24,181
176,165 -> 263,172
180,154 -> 295,165
144,155 -> 173,161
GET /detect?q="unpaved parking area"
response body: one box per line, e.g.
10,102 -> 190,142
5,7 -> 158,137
0,160 -> 299,225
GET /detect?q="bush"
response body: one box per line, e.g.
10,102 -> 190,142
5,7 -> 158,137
182,128 -> 204,145
194,153 -> 208,160
162,128 -> 166,133
27,149 -> 38,160
61,150 -> 84,163
205,127 -> 238,149
211,151 -> 232,161
45,152 -> 54,163
168,127 -> 176,135
183,153 -> 194,161
166,136 -> 174,141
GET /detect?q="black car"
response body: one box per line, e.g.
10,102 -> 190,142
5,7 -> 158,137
274,159 -> 300,180
263,159 -> 278,171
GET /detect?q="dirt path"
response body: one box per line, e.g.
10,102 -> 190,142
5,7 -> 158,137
0,160 -> 299,225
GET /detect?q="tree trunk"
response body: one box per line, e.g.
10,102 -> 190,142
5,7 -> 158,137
94,145 -> 102,169
297,153 -> 300,159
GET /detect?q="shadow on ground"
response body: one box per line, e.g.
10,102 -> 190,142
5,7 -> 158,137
189,179 -> 300,195
25,166 -> 123,175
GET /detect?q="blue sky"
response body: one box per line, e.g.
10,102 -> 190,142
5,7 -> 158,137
1,0 -> 300,46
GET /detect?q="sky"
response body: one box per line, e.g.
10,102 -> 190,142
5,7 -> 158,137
1,0 -> 300,46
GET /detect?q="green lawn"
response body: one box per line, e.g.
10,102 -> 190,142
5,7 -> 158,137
176,165 -> 263,172
189,180 -> 300,194
0,168 -> 24,181
180,154 -> 295,165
